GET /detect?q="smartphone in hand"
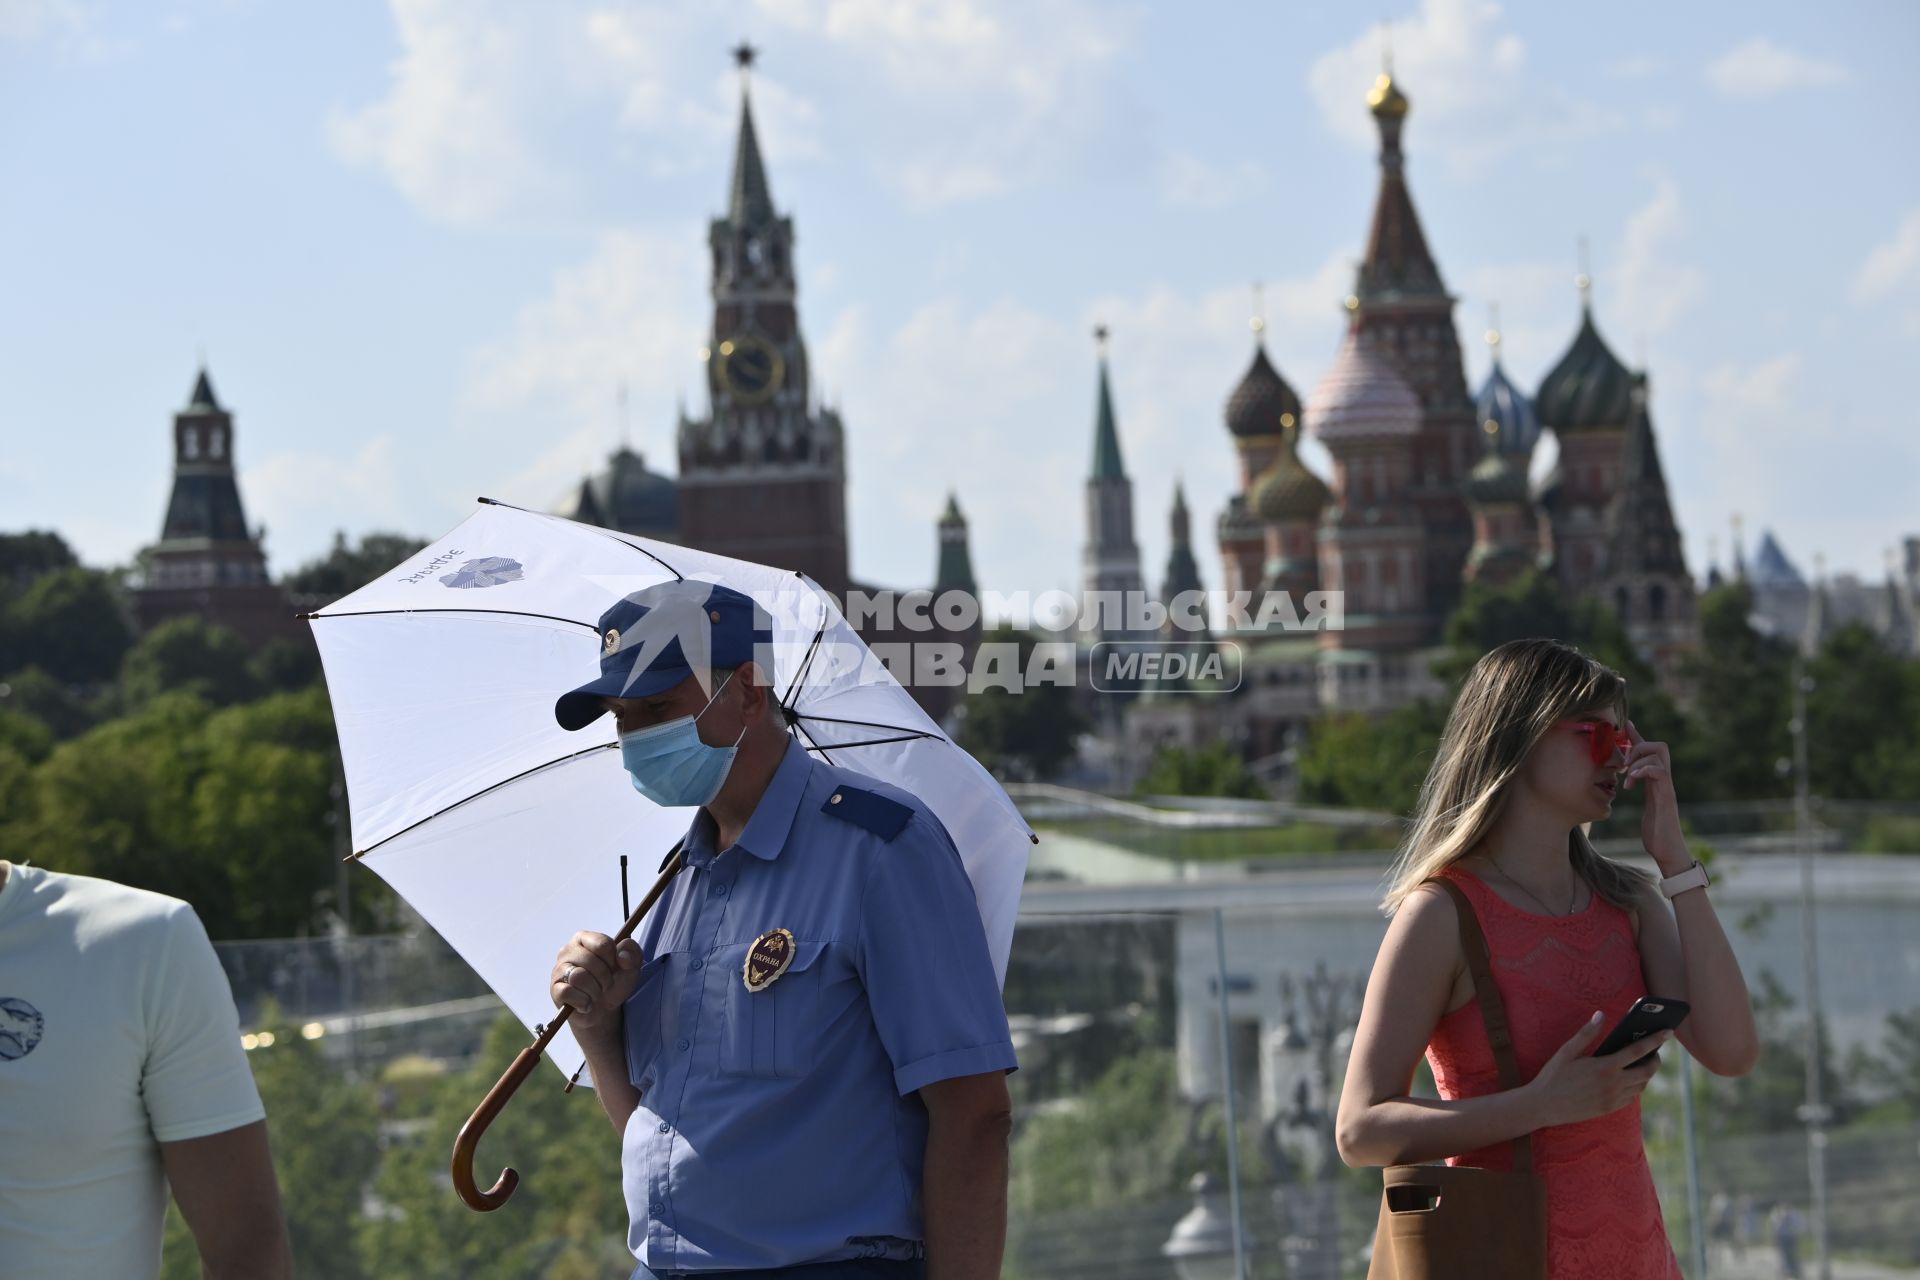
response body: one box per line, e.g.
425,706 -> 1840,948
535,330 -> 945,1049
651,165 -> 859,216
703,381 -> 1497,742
1593,996 -> 1691,1066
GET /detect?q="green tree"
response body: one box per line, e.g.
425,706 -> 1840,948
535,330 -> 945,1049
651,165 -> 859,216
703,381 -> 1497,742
1704,970 -> 1859,1136
1294,700 -> 1447,813
283,532 -> 428,604
0,530 -> 78,587
1135,741 -> 1265,800
250,636 -> 325,694
359,1014 -> 631,1279
162,1006 -> 381,1280
0,565 -> 134,684
0,705 -> 52,762
13,688 -> 342,938
121,616 -> 261,709
0,665 -> 97,739
1675,582 -> 1792,802
1437,568 -> 1686,756
1806,623 -> 1920,802
957,626 -> 1086,781
1859,1007 -> 1920,1118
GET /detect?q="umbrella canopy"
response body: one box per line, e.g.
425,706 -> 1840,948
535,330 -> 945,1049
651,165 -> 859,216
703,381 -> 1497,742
308,499 -> 1034,1081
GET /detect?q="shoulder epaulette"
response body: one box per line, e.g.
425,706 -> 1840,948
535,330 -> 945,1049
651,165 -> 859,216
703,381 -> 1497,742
820,785 -> 914,841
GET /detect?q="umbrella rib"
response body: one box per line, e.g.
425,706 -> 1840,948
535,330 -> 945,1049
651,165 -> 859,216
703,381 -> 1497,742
800,732 -> 935,751
346,741 -> 616,862
305,606 -> 600,631
782,619 -> 830,707
791,718 -> 836,767
478,496 -> 685,581
791,710 -> 942,737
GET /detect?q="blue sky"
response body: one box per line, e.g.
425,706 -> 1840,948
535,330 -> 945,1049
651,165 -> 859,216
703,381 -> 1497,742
4,0 -> 1916,600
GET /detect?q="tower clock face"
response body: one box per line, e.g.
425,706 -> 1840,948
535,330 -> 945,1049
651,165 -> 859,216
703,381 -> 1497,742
718,336 -> 784,406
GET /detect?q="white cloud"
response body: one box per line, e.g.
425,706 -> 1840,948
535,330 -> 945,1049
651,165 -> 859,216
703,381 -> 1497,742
468,225 -> 710,429
1611,177 -> 1703,337
807,254 -> 1356,600
1306,0 -> 1619,178
0,0 -> 90,46
1455,260 -> 1578,387
1851,208 -> 1920,305
327,0 -> 571,225
1606,55 -> 1661,79
1706,38 -> 1849,99
1688,351 -> 1918,580
752,0 -> 1136,207
1159,150 -> 1269,210
247,435 -> 413,570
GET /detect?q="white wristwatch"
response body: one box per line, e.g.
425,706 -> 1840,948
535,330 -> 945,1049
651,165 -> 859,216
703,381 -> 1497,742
1659,860 -> 1710,899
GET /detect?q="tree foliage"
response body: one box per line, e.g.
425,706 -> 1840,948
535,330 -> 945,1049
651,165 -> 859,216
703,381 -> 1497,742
359,1015 -> 630,1279
0,530 -> 78,587
957,626 -> 1086,782
0,565 -> 135,684
1807,622 -> 1920,802
1677,581 -> 1794,803
162,1004 -> 382,1280
121,616 -> 262,709
1136,741 -> 1266,800
1294,700 -> 1447,814
3,688 -> 348,938
283,532 -> 428,603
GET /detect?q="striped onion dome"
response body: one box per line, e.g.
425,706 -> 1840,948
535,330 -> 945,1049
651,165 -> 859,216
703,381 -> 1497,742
1303,328 -> 1422,442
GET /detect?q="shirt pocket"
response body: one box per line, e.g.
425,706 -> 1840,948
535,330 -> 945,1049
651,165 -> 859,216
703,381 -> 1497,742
712,938 -> 829,1080
622,957 -> 673,1092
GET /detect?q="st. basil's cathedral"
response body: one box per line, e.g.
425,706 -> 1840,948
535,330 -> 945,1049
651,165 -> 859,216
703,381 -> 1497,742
1110,69 -> 1701,767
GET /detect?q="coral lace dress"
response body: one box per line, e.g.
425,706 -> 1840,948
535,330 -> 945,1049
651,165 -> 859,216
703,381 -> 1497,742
1425,867 -> 1682,1279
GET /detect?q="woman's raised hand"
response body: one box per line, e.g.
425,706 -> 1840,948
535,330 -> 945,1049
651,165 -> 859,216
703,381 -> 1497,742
1624,720 -> 1690,872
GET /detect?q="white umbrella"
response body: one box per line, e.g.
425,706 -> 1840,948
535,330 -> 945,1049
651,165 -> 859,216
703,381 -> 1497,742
307,499 -> 1034,1206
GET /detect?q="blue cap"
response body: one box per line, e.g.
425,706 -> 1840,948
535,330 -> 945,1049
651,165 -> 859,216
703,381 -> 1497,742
555,580 -> 774,731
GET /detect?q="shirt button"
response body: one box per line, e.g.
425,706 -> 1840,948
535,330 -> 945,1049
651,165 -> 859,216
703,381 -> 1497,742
690,959 -> 704,971
650,1199 -> 663,1214
676,1038 -> 690,1052
711,883 -> 729,897
830,792 -> 843,804
658,1121 -> 670,1133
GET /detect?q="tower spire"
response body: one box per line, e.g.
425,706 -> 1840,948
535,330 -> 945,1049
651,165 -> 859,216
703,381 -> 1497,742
1576,235 -> 1593,311
1090,325 -> 1124,480
1250,281 -> 1266,345
1355,65 -> 1439,304
727,42 -> 774,228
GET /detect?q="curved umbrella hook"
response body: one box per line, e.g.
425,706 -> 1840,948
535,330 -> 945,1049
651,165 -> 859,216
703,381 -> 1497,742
451,846 -> 687,1212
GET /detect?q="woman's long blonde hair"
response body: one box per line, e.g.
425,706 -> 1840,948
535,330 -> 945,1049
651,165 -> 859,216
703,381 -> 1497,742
1382,637 -> 1652,915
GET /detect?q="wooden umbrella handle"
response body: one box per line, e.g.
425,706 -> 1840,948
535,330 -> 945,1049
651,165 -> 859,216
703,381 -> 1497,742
451,847 -> 686,1212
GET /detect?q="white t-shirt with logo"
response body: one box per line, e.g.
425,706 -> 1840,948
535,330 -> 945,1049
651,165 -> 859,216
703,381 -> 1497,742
0,862 -> 266,1279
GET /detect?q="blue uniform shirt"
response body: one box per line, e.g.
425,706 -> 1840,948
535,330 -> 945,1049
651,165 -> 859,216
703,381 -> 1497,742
619,736 -> 1018,1271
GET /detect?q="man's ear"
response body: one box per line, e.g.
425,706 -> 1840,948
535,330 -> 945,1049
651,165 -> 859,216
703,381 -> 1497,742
740,662 -> 780,721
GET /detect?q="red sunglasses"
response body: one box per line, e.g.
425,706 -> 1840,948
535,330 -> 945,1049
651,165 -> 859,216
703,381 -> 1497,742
1560,719 -> 1632,767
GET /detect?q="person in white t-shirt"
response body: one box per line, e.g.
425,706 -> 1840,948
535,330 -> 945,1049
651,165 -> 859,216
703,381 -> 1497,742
0,859 -> 293,1279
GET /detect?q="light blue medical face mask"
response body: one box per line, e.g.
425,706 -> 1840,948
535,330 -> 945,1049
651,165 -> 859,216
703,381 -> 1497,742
618,670 -> 746,808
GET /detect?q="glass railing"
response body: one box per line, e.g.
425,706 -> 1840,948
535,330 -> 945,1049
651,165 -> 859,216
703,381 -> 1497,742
188,841 -> 1920,1279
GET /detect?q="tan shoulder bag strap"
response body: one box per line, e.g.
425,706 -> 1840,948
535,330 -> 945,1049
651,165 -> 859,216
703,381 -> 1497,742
1430,876 -> 1535,1176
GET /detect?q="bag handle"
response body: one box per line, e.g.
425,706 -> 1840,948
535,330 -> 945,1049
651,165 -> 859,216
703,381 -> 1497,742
1430,876 -> 1535,1175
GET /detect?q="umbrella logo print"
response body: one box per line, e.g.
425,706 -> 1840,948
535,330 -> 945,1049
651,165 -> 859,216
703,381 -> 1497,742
0,997 -> 44,1061
440,556 -> 525,589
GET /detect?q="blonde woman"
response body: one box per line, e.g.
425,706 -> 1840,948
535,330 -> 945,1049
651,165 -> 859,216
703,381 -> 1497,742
1336,638 -> 1758,1278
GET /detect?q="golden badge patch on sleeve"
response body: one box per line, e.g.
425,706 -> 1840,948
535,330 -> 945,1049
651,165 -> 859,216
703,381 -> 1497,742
742,928 -> 796,992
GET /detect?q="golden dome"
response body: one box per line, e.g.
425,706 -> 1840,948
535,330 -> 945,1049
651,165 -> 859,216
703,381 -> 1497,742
1367,72 -> 1409,118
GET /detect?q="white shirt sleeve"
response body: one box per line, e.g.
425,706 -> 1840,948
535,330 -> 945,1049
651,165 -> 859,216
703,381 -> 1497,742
141,905 -> 266,1144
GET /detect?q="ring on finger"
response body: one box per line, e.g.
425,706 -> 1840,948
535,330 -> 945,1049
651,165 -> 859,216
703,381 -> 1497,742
561,963 -> 577,984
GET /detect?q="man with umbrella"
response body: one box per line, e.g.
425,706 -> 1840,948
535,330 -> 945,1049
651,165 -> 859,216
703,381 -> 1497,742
546,581 -> 1017,1280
